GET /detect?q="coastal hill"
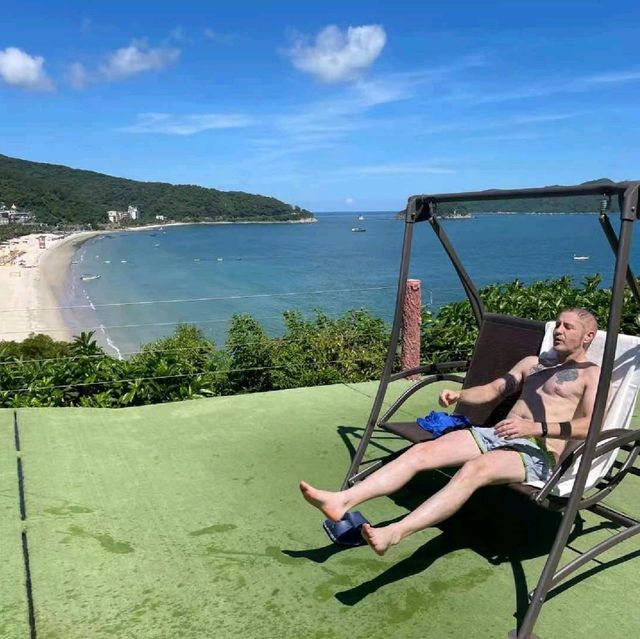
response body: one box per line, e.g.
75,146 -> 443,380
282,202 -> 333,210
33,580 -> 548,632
0,154 -> 313,226
398,178 -> 621,217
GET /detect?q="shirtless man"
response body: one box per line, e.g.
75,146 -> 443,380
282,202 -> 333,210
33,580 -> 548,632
300,308 -> 600,556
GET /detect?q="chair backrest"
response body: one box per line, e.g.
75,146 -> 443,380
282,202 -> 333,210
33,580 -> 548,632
537,323 -> 640,496
456,314 -> 546,425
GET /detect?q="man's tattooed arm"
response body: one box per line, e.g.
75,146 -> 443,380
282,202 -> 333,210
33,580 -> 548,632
497,373 -> 520,397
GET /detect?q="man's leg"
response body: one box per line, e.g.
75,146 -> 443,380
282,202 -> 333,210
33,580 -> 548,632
300,429 -> 482,521
362,449 -> 525,555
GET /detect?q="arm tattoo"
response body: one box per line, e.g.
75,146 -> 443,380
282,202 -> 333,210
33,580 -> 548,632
529,363 -> 545,375
499,373 -> 519,397
556,368 -> 579,384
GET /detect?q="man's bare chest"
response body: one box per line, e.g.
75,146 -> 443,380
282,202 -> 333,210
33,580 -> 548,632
525,366 -> 585,402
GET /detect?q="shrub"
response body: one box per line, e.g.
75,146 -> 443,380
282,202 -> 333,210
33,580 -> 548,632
224,314 -> 272,394
269,309 -> 389,389
2,273 -> 637,407
421,275 -> 640,363
0,333 -> 70,361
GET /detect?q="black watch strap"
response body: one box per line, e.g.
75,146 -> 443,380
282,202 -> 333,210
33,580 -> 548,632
541,421 -> 548,437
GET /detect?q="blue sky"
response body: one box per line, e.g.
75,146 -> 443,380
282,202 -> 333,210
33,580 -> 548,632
1,1 -> 639,212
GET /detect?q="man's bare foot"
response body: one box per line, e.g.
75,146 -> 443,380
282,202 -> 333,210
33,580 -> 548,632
299,480 -> 348,522
361,523 -> 401,556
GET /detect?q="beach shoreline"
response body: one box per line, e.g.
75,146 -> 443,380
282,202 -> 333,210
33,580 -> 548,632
0,230 -> 101,343
116,217 -> 317,233
0,217 -> 316,344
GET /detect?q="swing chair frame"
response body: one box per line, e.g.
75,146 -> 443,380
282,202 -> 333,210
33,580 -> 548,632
340,180 -> 640,638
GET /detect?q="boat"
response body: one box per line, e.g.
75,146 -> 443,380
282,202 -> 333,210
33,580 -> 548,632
444,208 -> 474,220
573,255 -> 590,261
351,227 -> 366,232
357,215 -> 365,221
80,274 -> 101,281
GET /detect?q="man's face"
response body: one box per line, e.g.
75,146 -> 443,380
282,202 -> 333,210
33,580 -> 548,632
553,311 -> 591,355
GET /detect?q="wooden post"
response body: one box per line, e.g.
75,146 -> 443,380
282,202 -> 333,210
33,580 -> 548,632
401,279 -> 421,378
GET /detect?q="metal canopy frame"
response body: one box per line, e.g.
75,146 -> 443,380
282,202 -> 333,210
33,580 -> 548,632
341,181 -> 640,638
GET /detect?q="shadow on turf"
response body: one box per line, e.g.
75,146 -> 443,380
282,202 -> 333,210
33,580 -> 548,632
285,424 -> 620,626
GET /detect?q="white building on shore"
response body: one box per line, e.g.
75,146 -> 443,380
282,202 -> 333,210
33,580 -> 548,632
107,205 -> 140,225
0,203 -> 34,225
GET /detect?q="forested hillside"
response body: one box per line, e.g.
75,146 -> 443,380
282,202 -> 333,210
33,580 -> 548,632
0,154 -> 313,226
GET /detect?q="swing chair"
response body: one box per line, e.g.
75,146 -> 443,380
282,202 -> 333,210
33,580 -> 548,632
337,181 -> 640,639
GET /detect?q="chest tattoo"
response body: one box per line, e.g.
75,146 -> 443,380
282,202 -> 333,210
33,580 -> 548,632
555,368 -> 579,384
529,363 -> 545,375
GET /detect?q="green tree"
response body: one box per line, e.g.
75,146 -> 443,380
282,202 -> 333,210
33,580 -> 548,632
225,314 -> 272,394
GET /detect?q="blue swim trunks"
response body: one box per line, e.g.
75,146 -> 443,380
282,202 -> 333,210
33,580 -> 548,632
469,426 -> 555,484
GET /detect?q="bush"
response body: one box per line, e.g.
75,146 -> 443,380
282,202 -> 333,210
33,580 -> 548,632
224,314 -> 272,394
2,273 -> 637,407
269,309 -> 389,389
421,275 -> 640,363
0,333 -> 70,361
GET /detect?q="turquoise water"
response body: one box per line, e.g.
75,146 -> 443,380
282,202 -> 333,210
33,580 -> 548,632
65,213 -> 635,357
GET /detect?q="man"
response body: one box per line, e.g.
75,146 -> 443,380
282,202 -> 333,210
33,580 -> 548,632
300,308 -> 600,556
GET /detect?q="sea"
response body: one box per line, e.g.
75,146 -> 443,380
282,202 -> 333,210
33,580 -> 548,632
63,212 -> 638,358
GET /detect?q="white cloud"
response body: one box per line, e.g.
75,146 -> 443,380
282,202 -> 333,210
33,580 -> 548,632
68,62 -> 90,89
457,67 -> 640,106
120,112 -> 253,135
101,41 -> 180,80
581,69 -> 640,85
203,28 -> 235,44
273,60 -> 485,146
287,24 -> 386,83
0,47 -> 53,91
421,111 -> 581,135
345,197 -> 355,205
462,132 -> 545,142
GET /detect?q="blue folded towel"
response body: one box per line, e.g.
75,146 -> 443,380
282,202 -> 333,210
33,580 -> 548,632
416,411 -> 472,437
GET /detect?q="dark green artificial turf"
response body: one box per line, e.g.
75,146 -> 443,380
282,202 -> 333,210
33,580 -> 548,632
2,381 -> 640,638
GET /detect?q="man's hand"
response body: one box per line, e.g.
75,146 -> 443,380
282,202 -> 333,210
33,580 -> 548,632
494,417 -> 540,440
439,389 -> 461,408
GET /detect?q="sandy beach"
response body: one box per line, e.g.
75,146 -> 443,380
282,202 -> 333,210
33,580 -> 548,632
0,231 -> 100,342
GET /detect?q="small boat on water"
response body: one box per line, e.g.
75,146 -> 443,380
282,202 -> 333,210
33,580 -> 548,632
80,274 -> 101,281
351,227 -> 366,233
357,215 -> 365,221
573,255 -> 590,261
